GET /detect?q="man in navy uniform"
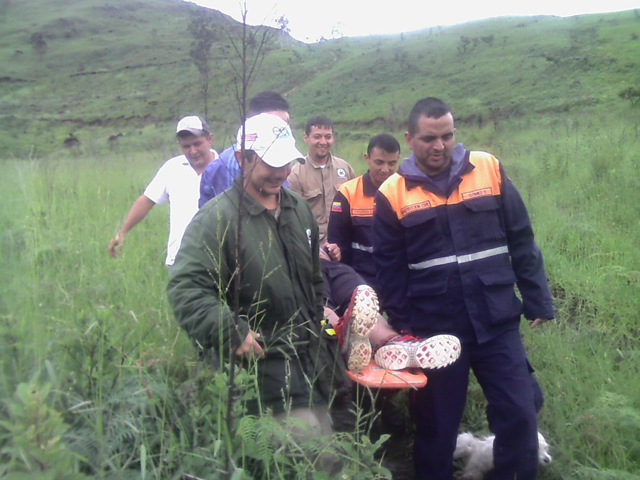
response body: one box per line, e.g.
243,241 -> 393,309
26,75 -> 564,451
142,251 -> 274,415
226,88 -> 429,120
372,97 -> 554,480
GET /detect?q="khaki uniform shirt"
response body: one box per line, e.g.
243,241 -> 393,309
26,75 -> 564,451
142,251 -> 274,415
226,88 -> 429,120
288,153 -> 355,243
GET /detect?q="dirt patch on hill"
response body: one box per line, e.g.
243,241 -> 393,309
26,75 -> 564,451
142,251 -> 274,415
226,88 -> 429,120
0,76 -> 29,83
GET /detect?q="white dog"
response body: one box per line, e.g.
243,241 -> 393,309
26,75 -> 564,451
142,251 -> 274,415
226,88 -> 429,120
453,431 -> 552,480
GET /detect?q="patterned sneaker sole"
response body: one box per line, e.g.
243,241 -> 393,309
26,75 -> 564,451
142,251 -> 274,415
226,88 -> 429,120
375,334 -> 461,371
346,286 -> 378,373
347,338 -> 372,373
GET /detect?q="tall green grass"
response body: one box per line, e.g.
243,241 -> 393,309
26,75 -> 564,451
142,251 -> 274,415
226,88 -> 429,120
0,150 -> 392,478
458,113 -> 640,480
1,111 -> 639,478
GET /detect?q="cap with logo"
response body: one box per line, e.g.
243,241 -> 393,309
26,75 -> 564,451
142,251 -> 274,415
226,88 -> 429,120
176,116 -> 210,136
236,113 -> 305,168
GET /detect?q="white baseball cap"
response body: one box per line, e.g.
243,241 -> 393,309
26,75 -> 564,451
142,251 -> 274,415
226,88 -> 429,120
236,113 -> 305,168
176,116 -> 210,136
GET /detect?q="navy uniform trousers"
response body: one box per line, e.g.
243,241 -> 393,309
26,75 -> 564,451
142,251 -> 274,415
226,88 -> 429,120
410,327 -> 540,480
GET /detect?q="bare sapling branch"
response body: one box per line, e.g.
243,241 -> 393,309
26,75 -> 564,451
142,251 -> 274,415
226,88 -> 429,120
210,3 -> 278,478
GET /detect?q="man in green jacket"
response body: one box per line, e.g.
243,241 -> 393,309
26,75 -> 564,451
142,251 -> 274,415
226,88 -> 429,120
167,113 -> 341,435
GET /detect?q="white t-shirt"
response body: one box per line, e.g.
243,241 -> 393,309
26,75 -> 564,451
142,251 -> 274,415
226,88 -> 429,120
143,151 -> 218,265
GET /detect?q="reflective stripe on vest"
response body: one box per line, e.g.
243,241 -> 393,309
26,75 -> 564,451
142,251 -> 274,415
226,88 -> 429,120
408,246 -> 509,270
352,242 -> 373,253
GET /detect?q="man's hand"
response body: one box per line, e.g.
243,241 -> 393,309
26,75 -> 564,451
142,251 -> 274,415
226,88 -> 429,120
108,195 -> 155,258
324,243 -> 341,262
108,232 -> 125,258
323,306 -> 340,327
235,330 -> 265,359
530,318 -> 552,328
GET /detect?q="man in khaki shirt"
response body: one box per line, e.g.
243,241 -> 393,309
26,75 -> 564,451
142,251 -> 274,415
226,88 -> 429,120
288,115 -> 355,248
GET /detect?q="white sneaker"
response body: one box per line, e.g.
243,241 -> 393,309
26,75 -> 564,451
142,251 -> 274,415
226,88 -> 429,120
336,285 -> 378,373
374,334 -> 461,370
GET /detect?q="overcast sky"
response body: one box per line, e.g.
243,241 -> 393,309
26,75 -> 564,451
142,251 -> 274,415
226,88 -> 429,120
186,0 -> 639,43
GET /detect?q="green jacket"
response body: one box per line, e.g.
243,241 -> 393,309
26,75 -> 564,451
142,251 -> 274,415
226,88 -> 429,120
168,181 -> 341,413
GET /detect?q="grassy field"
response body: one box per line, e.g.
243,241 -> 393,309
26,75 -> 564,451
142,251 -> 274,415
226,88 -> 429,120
1,107 -> 640,478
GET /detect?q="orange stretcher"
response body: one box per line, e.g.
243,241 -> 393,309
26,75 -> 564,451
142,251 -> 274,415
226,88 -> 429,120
346,360 -> 428,389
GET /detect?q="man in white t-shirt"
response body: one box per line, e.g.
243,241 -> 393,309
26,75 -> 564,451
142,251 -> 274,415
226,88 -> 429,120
108,116 -> 218,266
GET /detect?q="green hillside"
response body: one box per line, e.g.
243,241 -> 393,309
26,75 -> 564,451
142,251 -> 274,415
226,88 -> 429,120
2,2 -> 640,478
1,0 -> 639,156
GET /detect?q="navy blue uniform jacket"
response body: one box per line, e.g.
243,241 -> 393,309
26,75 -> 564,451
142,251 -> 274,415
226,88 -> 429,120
372,144 -> 555,343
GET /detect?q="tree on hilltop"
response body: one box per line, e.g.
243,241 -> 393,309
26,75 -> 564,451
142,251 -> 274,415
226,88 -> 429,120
481,35 -> 495,47
188,13 -> 218,119
458,35 -> 471,53
29,32 -> 48,55
619,86 -> 640,106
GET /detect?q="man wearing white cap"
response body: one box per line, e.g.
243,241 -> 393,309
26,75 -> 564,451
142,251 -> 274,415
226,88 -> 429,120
168,114 -> 340,457
108,115 -> 218,267
198,91 -> 290,207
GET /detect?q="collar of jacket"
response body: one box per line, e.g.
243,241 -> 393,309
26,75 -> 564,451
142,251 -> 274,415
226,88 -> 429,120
397,143 -> 471,192
362,171 -> 378,197
305,153 -> 335,169
231,177 -> 298,216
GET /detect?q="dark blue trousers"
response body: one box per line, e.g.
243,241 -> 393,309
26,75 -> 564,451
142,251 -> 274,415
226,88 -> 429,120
410,328 -> 539,480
